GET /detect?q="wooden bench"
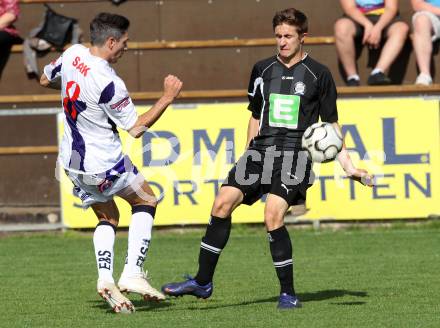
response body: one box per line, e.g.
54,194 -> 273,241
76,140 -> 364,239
1,84 -> 439,105
11,37 -> 336,53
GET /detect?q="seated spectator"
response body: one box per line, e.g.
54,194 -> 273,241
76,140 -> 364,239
411,0 -> 440,85
0,0 -> 21,79
334,0 -> 409,86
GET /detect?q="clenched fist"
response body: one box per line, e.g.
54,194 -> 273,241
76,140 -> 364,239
163,75 -> 183,100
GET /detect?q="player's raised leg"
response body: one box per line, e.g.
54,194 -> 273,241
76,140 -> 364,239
265,194 -> 301,309
117,179 -> 165,301
162,186 -> 243,298
92,200 -> 135,313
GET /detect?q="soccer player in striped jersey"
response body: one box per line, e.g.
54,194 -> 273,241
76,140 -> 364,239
40,13 -> 182,313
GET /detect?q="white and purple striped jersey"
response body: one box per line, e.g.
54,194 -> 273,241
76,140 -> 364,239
44,44 -> 138,174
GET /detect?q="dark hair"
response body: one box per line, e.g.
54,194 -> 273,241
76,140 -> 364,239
272,8 -> 308,34
90,13 -> 130,46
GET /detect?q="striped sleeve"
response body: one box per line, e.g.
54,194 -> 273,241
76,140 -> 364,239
43,55 -> 63,82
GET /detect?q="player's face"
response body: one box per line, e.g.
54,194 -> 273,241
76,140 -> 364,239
108,32 -> 129,64
275,23 -> 305,61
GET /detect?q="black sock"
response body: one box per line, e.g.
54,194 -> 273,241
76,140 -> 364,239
194,216 -> 231,285
268,225 -> 295,295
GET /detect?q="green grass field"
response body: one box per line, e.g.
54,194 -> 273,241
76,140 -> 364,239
1,222 -> 439,328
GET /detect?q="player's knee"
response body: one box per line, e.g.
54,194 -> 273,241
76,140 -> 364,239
133,198 -> 158,208
212,197 -> 234,217
264,208 -> 284,228
129,193 -> 158,208
148,196 -> 158,207
97,216 -> 119,228
264,210 -> 283,222
94,207 -> 119,226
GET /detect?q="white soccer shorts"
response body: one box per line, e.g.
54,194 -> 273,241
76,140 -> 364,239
66,156 -> 144,208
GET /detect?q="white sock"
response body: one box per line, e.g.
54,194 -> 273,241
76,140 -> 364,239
371,68 -> 383,75
347,74 -> 360,81
123,207 -> 155,276
93,223 -> 115,283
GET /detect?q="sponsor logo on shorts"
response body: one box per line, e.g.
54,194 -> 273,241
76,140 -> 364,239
281,183 -> 291,194
98,180 -> 113,193
110,96 -> 130,112
286,172 -> 299,180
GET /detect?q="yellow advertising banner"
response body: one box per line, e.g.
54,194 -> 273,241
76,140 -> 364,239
59,98 -> 440,228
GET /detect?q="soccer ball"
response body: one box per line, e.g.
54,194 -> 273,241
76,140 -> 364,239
302,122 -> 343,163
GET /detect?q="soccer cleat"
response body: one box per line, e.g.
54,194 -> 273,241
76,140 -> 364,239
97,279 -> 135,314
161,275 -> 213,299
118,270 -> 165,301
277,293 -> 302,310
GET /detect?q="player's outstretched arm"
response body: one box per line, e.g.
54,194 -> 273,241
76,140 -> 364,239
129,75 -> 183,138
332,122 -> 374,187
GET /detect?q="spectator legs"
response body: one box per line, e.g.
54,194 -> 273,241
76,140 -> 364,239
334,18 -> 358,78
412,14 -> 433,76
375,22 -> 409,73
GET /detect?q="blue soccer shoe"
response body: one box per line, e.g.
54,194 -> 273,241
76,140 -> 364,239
277,293 -> 302,309
162,275 -> 213,299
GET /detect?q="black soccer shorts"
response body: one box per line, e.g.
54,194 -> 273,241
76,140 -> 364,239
222,147 -> 313,206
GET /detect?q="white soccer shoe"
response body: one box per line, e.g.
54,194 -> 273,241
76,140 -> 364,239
118,270 -> 166,301
97,279 -> 135,314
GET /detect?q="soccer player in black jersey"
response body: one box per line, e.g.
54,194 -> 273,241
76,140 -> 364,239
162,8 -> 373,309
